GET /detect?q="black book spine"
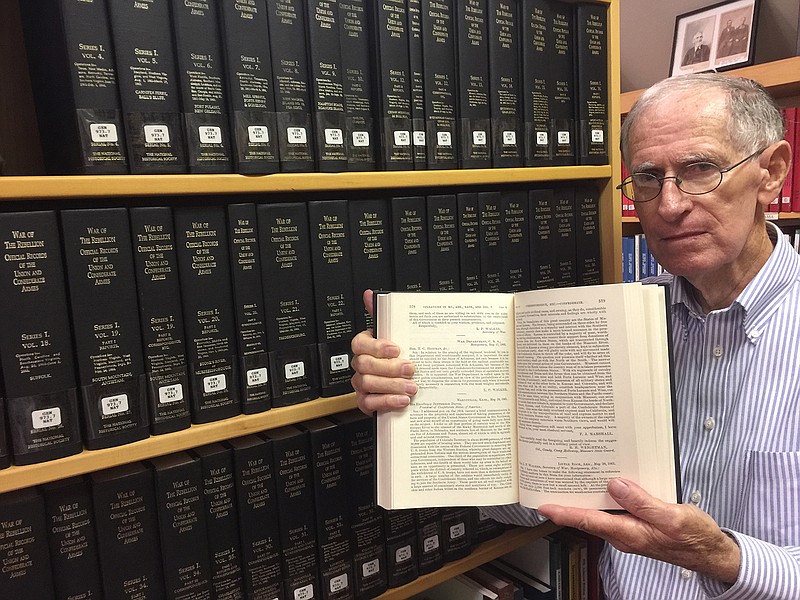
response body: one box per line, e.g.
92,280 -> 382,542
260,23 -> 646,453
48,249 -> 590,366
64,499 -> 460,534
487,0 -> 522,167
348,198 -> 394,333
228,434 -> 283,600
308,200 -> 356,397
0,488 -> 55,598
440,507 -> 472,562
150,452 -> 213,599
268,425 -> 320,600
407,0 -> 428,169
478,191 -> 502,292
339,0 -> 378,171
521,0 -> 553,166
554,186 -> 577,287
168,0 -> 234,173
368,0 -> 414,170
60,208 -> 150,450
575,186 -> 602,285
391,195 -> 429,291
19,0 -> 128,174
257,202 -> 320,406
107,0 -> 187,173
130,206 -> 192,435
421,0 -> 458,169
266,0 -> 316,172
455,0 -> 492,169
173,205 -> 241,423
329,410 -> 387,599
574,2 -> 609,166
500,190 -> 531,291
550,1 -> 576,166
91,462 -> 166,599
529,188 -> 558,289
218,0 -> 281,174
414,508 -> 443,575
0,211 -> 82,465
456,192 -> 481,292
470,508 -> 505,544
41,476 -> 104,600
306,0 -> 348,172
303,418 -> 354,600
0,400 -> 9,469
426,193 -> 459,291
383,509 -> 419,588
227,203 -> 272,414
191,443 -> 245,600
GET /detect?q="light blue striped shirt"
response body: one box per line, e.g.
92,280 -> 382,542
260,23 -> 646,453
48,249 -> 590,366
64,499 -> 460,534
482,222 -> 800,599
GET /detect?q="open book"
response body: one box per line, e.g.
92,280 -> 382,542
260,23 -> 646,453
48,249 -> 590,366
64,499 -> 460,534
375,283 -> 679,510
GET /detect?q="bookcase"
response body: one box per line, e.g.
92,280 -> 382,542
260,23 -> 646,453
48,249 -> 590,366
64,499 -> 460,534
0,0 -> 621,596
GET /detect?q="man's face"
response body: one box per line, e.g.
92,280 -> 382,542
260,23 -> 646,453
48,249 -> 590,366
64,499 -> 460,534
626,92 -> 765,281
693,32 -> 703,46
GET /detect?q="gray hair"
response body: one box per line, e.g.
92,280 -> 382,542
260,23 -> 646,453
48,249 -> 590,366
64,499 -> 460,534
620,73 -> 785,165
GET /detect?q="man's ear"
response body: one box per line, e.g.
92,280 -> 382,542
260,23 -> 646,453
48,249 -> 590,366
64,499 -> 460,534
756,140 -> 791,208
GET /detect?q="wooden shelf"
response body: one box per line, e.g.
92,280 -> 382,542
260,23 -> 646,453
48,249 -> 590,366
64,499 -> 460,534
0,393 -> 357,494
378,523 -> 561,599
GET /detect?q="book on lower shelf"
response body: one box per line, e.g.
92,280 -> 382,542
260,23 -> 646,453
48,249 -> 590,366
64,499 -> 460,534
374,283 -> 679,511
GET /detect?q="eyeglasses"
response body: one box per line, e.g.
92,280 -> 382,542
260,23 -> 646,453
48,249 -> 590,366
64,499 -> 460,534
616,148 -> 765,204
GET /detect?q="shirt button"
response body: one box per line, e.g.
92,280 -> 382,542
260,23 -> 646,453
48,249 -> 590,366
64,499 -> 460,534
713,345 -> 723,357
690,490 -> 702,504
681,568 -> 693,580
704,417 -> 715,431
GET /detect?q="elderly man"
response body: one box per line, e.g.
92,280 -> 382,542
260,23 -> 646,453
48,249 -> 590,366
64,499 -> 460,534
351,73 -> 798,599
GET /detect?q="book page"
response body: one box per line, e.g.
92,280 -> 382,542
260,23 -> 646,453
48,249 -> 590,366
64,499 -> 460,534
376,292 -> 520,509
512,283 -> 674,509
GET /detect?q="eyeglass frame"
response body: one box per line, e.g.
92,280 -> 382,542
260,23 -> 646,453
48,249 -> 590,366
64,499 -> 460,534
616,147 -> 766,204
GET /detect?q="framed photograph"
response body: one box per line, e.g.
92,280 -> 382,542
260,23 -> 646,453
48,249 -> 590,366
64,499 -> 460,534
669,0 -> 760,77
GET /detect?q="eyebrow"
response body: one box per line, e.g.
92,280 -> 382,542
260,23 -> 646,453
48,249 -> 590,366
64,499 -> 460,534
630,153 -> 721,174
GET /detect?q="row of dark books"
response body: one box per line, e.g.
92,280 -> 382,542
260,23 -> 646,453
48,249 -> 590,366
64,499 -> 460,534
20,0 -> 608,175
0,411 -> 507,600
0,187 -> 601,468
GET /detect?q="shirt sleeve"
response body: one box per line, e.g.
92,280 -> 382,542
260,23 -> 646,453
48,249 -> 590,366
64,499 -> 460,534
478,503 -> 549,527
698,530 -> 800,599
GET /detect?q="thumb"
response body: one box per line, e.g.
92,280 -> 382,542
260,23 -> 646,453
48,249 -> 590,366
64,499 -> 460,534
608,478 -> 670,524
363,289 -> 374,318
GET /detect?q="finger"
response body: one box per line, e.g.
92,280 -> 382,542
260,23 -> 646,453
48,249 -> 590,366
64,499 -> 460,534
351,329 -> 403,361
356,391 -> 412,414
363,289 -> 374,318
606,478 -> 674,528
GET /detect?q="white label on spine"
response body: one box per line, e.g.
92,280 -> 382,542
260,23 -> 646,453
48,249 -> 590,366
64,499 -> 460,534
413,130 -> 426,146
325,128 -> 344,145
537,131 -> 549,146
102,393 -> 129,416
330,353 -> 349,372
144,124 -> 170,144
437,131 -> 452,147
592,129 -> 605,143
394,130 -> 411,146
247,368 -> 268,387
203,373 -> 227,393
449,522 -> 466,539
502,130 -> 516,145
31,407 -> 62,429
423,534 -> 440,552
352,131 -> 370,146
285,361 -> 305,379
557,130 -> 571,145
158,383 -> 183,404
329,573 -> 348,592
472,130 -> 487,146
362,558 -> 380,577
249,125 -> 269,143
199,126 -> 222,144
91,123 -> 118,143
294,583 -> 314,600
395,544 -> 412,563
287,127 -> 307,144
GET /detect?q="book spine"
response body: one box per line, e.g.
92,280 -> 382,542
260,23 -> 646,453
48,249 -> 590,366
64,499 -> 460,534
391,196 -> 430,291
217,0 -> 281,174
407,0 -> 428,169
455,0 -> 492,169
226,203 -> 272,414
266,0 -> 316,172
478,191 -> 502,292
415,508 -> 443,575
348,198 -> 394,333
368,0 -> 414,170
0,401 -> 8,470
0,489 -> 55,598
575,186 -> 602,285
168,0 -> 234,173
426,194 -> 460,291
18,0 -> 128,174
500,190 -> 531,291
91,463 -> 166,599
529,188 -> 558,289
421,0 -> 458,169
129,206 -> 192,435
150,452 -> 213,599
60,208 -> 150,449
106,0 -> 187,173
456,192 -> 481,292
384,509 -> 419,587
0,211 -> 83,464
554,186 -> 577,287
257,202 -> 320,406
191,443 -> 245,600
574,2 -> 608,166
173,205 -> 241,423
550,1 -> 576,166
441,507 -> 473,562
306,0 -> 348,171
41,477 -> 104,600
521,0 -> 553,166
339,0 -> 377,171
308,200 -> 356,397
487,0 -> 522,167
228,434 -> 283,600
471,508 -> 506,544
304,419 -> 354,600
269,426 -> 320,600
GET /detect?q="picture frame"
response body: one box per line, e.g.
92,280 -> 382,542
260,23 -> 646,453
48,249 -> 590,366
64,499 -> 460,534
669,0 -> 760,77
